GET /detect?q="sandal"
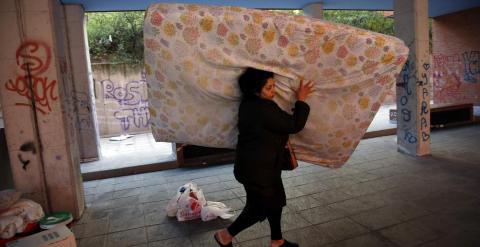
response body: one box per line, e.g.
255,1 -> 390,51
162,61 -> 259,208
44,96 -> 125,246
214,233 -> 233,247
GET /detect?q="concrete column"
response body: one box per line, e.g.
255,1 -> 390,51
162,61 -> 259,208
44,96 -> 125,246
64,5 -> 100,162
0,0 -> 84,218
394,0 -> 431,155
303,2 -> 324,19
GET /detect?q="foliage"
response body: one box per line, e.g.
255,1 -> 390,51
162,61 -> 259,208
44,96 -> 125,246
324,10 -> 395,35
86,12 -> 144,64
274,9 -> 394,35
86,10 -> 423,63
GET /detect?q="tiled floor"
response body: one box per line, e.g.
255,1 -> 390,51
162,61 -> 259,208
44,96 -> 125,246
74,124 -> 480,247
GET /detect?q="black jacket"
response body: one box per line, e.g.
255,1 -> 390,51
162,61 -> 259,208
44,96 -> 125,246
234,98 -> 310,193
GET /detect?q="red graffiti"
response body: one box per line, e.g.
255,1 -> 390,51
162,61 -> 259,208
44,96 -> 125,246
4,41 -> 57,115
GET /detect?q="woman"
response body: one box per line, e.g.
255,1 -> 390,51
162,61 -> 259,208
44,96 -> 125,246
214,68 -> 315,247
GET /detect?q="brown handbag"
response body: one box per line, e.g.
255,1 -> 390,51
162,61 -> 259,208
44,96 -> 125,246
282,140 -> 298,170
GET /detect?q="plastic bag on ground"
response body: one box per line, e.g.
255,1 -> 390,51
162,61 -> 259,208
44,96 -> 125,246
166,182 -> 235,222
201,201 -> 234,222
165,182 -> 207,221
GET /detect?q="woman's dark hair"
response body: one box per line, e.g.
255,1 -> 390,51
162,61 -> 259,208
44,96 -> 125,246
238,67 -> 274,100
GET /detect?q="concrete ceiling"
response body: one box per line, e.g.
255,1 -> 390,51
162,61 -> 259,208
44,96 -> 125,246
60,0 -> 480,17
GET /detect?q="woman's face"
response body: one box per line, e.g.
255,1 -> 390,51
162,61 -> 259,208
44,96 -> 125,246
259,77 -> 275,100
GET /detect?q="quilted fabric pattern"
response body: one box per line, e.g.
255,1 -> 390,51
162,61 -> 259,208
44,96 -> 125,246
144,4 -> 408,167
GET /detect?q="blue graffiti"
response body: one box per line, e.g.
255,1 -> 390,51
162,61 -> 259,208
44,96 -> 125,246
404,131 -> 417,144
401,109 -> 411,122
463,51 -> 479,83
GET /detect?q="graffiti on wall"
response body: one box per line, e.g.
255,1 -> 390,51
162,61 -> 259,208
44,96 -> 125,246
4,41 -> 58,115
397,59 -> 417,146
463,51 -> 480,83
433,50 -> 480,103
396,55 -> 431,153
18,141 -> 36,170
113,99 -> 150,131
75,92 -> 93,130
101,72 -> 150,132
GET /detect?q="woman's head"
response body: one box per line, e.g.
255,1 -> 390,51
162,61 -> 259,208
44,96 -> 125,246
238,67 -> 275,100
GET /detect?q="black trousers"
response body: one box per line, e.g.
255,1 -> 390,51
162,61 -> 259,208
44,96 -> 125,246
227,186 -> 284,240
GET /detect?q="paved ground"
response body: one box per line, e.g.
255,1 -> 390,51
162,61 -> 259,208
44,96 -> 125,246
81,133 -> 175,173
74,124 -> 480,247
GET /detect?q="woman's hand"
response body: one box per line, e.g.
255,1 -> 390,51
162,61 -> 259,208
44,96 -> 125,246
295,79 -> 315,102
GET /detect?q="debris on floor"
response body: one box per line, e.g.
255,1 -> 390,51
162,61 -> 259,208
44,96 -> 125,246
0,190 -> 76,247
0,190 -> 44,240
166,182 -> 234,222
108,134 -> 134,141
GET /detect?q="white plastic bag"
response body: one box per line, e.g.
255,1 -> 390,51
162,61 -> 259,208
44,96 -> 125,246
165,182 -> 235,222
0,199 -> 44,222
165,182 -> 207,221
0,215 -> 24,239
201,201 -> 234,222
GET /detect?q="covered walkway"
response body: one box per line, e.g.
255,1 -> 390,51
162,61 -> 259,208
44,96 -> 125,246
75,124 -> 480,247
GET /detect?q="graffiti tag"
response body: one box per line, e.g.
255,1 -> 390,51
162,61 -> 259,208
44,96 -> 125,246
4,41 -> 57,115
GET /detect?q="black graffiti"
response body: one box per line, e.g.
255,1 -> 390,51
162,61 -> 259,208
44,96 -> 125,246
18,142 -> 36,170
422,131 -> 430,141
422,87 -> 428,98
421,101 -> 429,115
421,117 -> 428,130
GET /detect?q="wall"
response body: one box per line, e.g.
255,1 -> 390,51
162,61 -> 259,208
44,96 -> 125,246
92,64 -> 151,137
0,0 -> 84,218
432,7 -> 480,104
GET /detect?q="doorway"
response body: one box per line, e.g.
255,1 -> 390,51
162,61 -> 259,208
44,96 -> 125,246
80,63 -> 176,180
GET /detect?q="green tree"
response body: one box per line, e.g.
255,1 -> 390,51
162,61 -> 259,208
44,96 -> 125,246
86,12 -> 144,64
273,9 -> 394,35
324,10 -> 394,35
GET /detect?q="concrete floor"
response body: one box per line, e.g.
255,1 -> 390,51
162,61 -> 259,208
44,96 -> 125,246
80,133 -> 175,174
74,124 -> 480,247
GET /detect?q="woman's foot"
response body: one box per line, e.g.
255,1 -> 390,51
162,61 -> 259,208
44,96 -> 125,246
214,229 -> 233,247
271,239 -> 299,247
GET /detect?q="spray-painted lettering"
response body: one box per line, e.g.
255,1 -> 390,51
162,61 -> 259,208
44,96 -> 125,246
433,51 -> 479,103
75,92 -> 93,130
101,72 -> 150,131
4,41 -> 57,115
114,100 -> 150,131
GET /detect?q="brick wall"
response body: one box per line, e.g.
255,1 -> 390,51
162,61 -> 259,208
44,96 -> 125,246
432,7 -> 480,104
